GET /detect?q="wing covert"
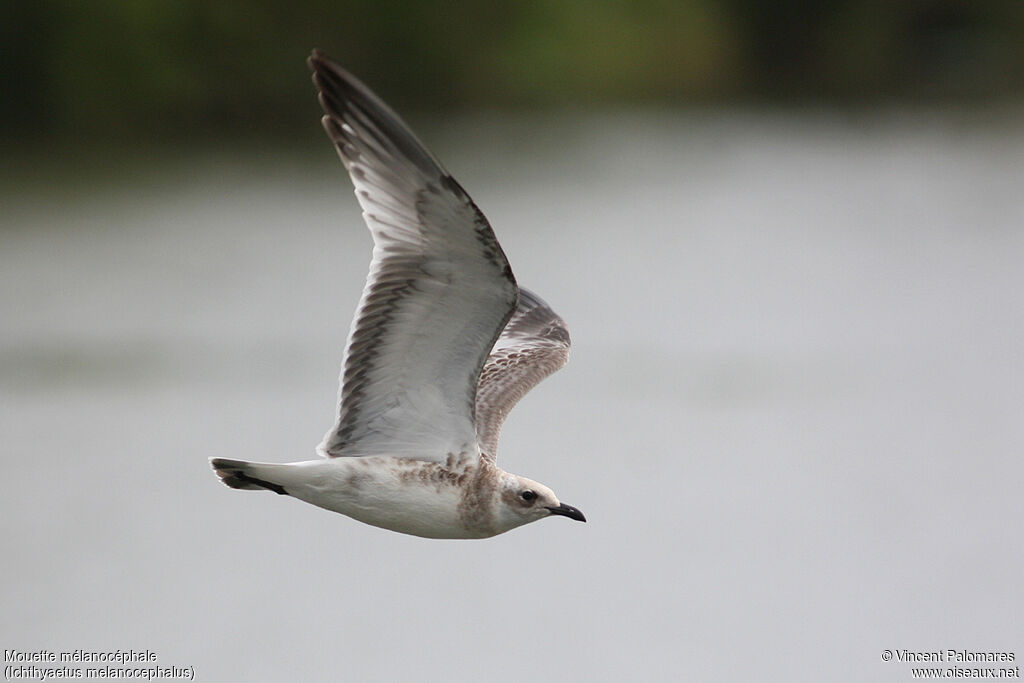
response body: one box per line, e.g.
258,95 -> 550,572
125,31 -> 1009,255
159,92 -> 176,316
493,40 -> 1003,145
475,288 -> 571,460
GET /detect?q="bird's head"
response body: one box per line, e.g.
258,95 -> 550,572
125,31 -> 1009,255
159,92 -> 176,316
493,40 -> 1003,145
494,473 -> 586,532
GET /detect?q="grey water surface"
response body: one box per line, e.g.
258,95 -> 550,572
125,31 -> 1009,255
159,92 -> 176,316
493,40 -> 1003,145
3,111 -> 1022,681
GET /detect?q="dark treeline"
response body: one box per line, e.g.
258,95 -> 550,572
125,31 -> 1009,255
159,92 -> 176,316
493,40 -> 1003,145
3,0 -> 1022,143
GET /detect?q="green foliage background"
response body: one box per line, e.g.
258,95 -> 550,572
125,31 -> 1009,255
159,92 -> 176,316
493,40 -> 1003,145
3,0 -> 1023,144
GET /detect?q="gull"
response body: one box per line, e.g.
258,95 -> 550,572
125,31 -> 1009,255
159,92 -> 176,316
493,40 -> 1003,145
210,50 -> 585,539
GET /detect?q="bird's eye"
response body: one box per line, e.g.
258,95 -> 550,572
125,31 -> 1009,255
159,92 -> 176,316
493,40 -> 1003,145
520,490 -> 537,502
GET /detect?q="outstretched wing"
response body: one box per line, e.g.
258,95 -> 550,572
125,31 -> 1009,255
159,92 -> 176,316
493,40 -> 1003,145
475,288 -> 570,460
309,50 -> 518,461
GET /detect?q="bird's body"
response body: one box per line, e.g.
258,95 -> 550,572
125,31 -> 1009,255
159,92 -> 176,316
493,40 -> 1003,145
213,453 -> 555,539
210,50 -> 584,539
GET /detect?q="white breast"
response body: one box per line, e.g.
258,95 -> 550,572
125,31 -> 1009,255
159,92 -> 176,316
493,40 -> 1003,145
280,457 -> 498,539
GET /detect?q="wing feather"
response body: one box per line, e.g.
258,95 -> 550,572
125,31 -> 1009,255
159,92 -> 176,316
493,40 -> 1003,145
475,288 -> 571,460
309,50 -> 517,461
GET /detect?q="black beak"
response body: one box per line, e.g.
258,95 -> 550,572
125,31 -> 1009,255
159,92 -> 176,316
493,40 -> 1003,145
546,503 -> 586,523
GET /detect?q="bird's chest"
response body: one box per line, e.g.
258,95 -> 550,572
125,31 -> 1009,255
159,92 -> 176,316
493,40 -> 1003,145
306,457 -> 496,539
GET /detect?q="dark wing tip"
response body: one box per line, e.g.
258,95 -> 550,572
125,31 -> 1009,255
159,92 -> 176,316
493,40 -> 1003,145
308,50 -> 356,88
516,287 -> 551,313
308,48 -> 332,73
306,48 -> 447,178
509,287 -> 571,347
308,49 -> 331,82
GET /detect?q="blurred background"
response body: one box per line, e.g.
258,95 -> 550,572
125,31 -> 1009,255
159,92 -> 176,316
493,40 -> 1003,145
4,0 -> 1024,146
3,2 -> 1023,682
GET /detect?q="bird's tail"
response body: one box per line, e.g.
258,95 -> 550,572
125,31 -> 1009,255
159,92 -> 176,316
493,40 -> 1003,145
210,458 -> 290,495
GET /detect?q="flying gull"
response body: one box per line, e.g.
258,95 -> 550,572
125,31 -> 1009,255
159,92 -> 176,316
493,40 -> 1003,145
210,50 -> 585,538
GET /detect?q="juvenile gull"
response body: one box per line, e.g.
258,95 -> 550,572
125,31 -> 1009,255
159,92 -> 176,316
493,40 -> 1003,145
210,50 -> 585,539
